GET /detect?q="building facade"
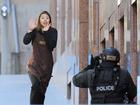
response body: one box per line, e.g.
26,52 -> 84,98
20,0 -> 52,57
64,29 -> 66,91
52,0 -> 139,104
0,0 -> 139,104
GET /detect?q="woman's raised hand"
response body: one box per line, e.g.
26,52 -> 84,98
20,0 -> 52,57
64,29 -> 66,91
28,18 -> 37,32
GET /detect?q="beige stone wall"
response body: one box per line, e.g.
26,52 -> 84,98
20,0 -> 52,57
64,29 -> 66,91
0,0 -> 52,73
99,0 -> 117,27
98,0 -> 138,82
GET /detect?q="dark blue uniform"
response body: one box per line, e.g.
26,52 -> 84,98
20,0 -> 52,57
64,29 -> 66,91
73,62 -> 136,104
73,47 -> 136,104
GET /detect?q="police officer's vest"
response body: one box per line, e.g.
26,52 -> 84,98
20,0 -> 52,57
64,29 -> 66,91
90,65 -> 125,104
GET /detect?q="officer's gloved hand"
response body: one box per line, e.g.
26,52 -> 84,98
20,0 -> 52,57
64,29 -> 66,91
81,54 -> 101,72
90,55 -> 101,68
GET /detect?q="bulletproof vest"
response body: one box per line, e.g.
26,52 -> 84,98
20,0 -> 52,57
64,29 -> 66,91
90,65 -> 124,104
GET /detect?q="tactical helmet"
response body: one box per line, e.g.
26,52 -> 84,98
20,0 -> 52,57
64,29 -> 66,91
101,47 -> 120,63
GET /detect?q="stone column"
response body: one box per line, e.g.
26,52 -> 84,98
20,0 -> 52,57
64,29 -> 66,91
118,17 -> 125,68
1,4 -> 10,74
50,0 -> 57,62
50,0 -> 57,27
60,0 -> 65,53
79,0 -> 89,104
137,0 -> 140,77
130,2 -> 138,83
92,0 -> 99,55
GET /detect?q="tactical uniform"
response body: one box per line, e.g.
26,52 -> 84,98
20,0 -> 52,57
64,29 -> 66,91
73,47 -> 136,104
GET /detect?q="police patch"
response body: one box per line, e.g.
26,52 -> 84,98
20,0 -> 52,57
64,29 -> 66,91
96,85 -> 115,92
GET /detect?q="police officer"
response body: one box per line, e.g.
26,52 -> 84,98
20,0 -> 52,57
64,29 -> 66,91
73,47 -> 136,104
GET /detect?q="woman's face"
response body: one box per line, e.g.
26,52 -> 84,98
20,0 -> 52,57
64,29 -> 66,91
39,13 -> 50,28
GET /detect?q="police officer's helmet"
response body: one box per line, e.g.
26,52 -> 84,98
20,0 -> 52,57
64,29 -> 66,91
101,47 -> 120,63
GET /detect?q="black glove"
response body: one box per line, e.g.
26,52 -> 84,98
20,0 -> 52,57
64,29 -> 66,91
73,68 -> 95,88
90,55 -> 101,68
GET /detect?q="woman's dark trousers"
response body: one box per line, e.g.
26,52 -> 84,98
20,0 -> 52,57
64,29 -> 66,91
29,73 -> 48,105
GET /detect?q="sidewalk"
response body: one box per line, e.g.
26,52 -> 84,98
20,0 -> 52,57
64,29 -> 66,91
0,74 -> 71,105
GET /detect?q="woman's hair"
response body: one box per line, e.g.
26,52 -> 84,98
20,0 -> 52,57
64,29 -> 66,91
36,11 -> 52,30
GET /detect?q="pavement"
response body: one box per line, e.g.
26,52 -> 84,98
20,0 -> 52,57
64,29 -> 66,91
0,74 -> 71,105
0,71 -> 137,105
